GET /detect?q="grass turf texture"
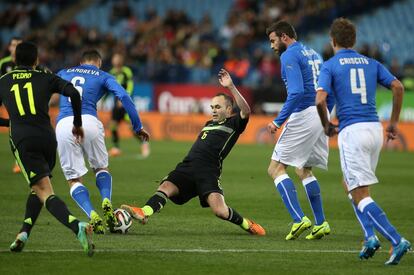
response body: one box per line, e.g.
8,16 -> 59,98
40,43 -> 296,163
0,133 -> 413,274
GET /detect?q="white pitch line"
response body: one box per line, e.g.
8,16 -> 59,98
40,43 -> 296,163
1,248 -> 411,254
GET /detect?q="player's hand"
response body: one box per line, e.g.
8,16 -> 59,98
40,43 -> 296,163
72,126 -> 84,144
135,128 -> 150,142
267,122 -> 278,134
218,69 -> 234,88
324,122 -> 338,137
385,124 -> 398,141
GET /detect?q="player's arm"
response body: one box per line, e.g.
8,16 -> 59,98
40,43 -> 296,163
316,64 -> 337,137
105,77 -> 149,141
386,79 -> 404,140
376,61 -> 404,141
218,69 -> 251,119
269,55 -> 304,132
51,75 -> 84,141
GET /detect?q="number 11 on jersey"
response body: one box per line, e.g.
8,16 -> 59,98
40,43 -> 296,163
10,82 -> 36,116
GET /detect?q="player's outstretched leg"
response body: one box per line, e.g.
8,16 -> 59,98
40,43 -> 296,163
95,170 -> 117,231
10,191 -> 43,252
70,182 -> 104,234
207,193 -> 266,236
121,190 -> 168,224
358,197 -> 411,265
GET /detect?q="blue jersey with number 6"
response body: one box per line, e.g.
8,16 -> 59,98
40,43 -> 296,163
274,42 -> 324,127
317,49 -> 395,132
56,64 -> 142,132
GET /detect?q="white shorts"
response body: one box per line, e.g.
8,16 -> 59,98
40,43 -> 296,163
338,122 -> 383,191
271,106 -> 329,169
56,115 -> 108,180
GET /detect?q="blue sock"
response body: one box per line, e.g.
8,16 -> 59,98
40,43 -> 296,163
348,194 -> 375,241
274,175 -> 304,223
303,177 -> 325,225
70,183 -> 94,218
358,197 -> 401,246
96,170 -> 112,201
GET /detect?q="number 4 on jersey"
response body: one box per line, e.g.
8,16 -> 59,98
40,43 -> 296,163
350,68 -> 367,104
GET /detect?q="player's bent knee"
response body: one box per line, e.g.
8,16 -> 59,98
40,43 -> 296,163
295,167 -> 313,180
31,177 -> 54,203
158,181 -> 178,197
268,161 -> 286,180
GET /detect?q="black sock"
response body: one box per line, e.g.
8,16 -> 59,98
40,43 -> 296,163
20,191 -> 43,237
145,191 -> 168,213
45,195 -> 79,235
226,207 -> 244,225
112,129 -> 119,148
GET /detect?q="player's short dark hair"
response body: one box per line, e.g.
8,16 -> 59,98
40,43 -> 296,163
215,93 -> 234,108
329,18 -> 356,48
81,49 -> 102,62
266,21 -> 297,39
15,42 -> 38,66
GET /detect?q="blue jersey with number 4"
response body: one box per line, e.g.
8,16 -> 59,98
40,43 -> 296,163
56,64 -> 142,132
274,42 -> 323,127
317,49 -> 395,132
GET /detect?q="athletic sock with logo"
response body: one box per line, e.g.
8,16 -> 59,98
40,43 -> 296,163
143,191 -> 168,216
348,194 -> 375,240
95,170 -> 112,201
303,177 -> 325,225
70,182 -> 94,218
358,197 -> 401,246
20,191 -> 43,237
274,174 -> 304,223
45,195 -> 79,235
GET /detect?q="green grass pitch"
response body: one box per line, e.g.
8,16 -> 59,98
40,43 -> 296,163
0,133 -> 413,274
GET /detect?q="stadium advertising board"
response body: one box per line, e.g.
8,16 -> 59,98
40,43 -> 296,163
1,108 -> 413,151
132,83 -> 154,112
153,84 -> 252,114
95,112 -> 414,152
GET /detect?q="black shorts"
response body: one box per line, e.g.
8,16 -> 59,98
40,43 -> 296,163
112,104 -> 126,122
162,161 -> 223,208
10,136 -> 57,186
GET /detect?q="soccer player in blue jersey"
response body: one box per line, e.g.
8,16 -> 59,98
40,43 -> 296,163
265,21 -> 331,240
316,18 -> 411,265
56,50 -> 150,234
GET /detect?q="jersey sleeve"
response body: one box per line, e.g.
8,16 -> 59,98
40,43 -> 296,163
104,75 -> 143,132
229,112 -> 249,134
49,73 -> 71,94
376,60 -> 396,88
317,62 -> 333,95
273,53 -> 304,127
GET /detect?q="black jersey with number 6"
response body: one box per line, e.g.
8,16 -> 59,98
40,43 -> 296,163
183,112 -> 249,168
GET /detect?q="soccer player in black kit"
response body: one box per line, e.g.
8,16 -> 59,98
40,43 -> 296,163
0,42 -> 94,256
121,69 -> 265,235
